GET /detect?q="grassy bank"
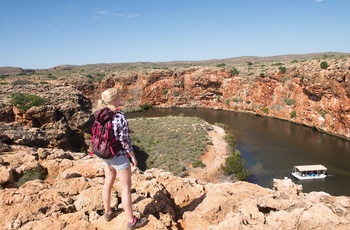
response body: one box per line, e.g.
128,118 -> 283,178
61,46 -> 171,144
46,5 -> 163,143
128,116 -> 212,177
128,115 -> 251,181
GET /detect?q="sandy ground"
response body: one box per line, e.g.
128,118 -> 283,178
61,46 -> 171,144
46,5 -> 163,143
185,125 -> 229,183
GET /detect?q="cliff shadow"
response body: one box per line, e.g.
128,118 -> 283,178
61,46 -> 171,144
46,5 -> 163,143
133,145 -> 149,171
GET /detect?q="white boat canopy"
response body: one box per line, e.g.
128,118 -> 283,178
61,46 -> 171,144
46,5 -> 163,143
294,165 -> 327,171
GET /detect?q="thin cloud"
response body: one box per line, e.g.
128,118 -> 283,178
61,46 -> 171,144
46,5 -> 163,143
127,14 -> 140,18
94,9 -> 109,15
314,0 -> 324,3
48,24 -> 67,32
111,13 -> 123,17
93,9 -> 139,19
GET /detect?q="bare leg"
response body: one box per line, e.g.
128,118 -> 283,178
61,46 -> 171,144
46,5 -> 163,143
103,164 -> 116,214
116,165 -> 134,223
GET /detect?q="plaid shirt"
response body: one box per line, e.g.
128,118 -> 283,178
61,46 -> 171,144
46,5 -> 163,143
112,111 -> 133,154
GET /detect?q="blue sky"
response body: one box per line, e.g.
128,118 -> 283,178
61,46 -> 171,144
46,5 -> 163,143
1,0 -> 349,69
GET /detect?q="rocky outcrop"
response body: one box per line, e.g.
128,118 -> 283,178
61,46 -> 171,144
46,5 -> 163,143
0,84 -> 92,151
1,147 -> 349,229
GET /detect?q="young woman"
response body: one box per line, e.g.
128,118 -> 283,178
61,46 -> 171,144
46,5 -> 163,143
95,88 -> 147,229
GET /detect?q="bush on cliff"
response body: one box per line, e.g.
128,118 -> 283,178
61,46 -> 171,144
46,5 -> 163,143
320,61 -> 328,69
9,93 -> 47,111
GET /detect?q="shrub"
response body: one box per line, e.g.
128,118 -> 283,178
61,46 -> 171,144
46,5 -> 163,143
231,67 -> 240,76
290,110 -> 296,118
320,61 -> 328,69
139,104 -> 152,110
9,93 -> 47,111
220,154 -> 251,181
216,63 -> 226,67
318,110 -> 326,118
224,133 -> 235,154
284,97 -> 296,106
162,89 -> 168,95
262,108 -> 269,114
271,62 -> 283,66
96,73 -> 106,82
12,79 -> 35,85
17,169 -> 47,187
192,160 -> 206,168
278,66 -> 287,74
47,74 -> 57,79
214,122 -> 229,130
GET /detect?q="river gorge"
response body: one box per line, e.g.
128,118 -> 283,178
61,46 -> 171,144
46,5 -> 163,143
127,108 -> 350,196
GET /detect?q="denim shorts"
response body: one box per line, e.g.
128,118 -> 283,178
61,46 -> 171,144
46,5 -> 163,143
103,154 -> 130,171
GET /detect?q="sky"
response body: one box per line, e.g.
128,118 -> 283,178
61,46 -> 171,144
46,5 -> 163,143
1,0 -> 350,69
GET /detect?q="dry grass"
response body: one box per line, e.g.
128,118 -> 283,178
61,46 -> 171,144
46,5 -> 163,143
129,116 -> 212,177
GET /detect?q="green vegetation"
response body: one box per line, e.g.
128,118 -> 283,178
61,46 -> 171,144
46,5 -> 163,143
290,110 -> 296,118
12,79 -> 35,85
192,160 -> 206,168
95,73 -> 106,82
162,89 -> 168,95
220,133 -> 251,181
216,63 -> 226,68
47,73 -> 57,79
129,116 -> 250,180
278,66 -> 287,74
231,67 -> 240,76
262,107 -> 269,114
139,103 -> 152,110
320,61 -> 328,69
129,116 -> 211,177
214,122 -> 228,130
271,62 -> 284,66
318,110 -> 327,118
284,97 -> 296,106
17,169 -> 47,187
9,93 -> 47,111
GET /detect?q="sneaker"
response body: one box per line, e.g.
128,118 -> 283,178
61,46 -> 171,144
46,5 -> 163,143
104,209 -> 118,222
127,216 -> 148,229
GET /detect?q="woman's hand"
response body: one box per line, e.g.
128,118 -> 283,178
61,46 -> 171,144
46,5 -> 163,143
128,150 -> 138,169
130,156 -> 138,167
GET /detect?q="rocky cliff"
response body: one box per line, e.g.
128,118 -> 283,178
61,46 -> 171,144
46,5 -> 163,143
1,147 -> 350,229
104,56 -> 350,140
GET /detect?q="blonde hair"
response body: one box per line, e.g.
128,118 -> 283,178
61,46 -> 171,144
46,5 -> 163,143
96,88 -> 119,111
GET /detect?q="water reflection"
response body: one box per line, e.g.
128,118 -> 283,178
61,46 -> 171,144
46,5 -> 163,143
127,108 -> 350,196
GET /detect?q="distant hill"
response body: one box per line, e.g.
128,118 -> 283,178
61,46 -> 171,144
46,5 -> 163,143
1,52 -> 349,76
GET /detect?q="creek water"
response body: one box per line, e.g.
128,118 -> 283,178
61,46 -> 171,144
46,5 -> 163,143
126,108 -> 350,196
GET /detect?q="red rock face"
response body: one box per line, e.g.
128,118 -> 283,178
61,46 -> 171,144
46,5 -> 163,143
107,59 -> 350,140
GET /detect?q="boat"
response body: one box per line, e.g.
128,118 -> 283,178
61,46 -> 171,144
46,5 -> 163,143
291,165 -> 327,180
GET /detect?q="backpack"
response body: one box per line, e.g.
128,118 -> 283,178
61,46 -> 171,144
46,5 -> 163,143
90,108 -> 123,159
